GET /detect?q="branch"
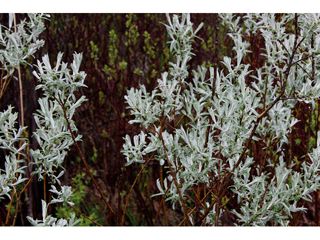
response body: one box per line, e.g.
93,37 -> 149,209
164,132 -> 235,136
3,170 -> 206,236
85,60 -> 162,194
59,99 -> 115,216
157,126 -> 192,225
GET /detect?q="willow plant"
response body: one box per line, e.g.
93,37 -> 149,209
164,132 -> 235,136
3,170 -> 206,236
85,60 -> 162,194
123,13 -> 320,226
0,14 -> 86,226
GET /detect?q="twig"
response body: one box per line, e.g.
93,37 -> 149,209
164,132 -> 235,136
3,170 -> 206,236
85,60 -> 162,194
5,191 -> 15,225
43,174 -> 47,203
58,99 -> 115,216
157,126 -> 192,225
11,177 -> 33,226
178,188 -> 214,226
120,157 -> 152,225
13,14 -> 25,128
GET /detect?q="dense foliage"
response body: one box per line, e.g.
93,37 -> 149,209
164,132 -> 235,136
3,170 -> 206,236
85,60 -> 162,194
0,14 -> 85,226
1,13 -> 320,226
124,13 -> 320,226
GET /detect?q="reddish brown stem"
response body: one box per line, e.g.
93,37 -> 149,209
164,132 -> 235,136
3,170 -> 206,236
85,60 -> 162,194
158,127 -> 192,226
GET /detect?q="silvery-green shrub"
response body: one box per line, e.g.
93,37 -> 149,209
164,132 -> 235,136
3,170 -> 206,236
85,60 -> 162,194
0,14 -> 86,226
0,106 -> 27,200
0,14 -> 47,77
27,200 -> 79,226
123,13 -> 320,226
31,52 -> 86,183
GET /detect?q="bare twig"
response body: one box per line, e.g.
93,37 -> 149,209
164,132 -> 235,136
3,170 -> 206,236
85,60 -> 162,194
120,157 -> 152,225
13,14 -> 25,128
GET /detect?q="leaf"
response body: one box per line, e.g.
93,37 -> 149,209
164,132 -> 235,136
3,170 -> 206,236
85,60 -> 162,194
8,13 -> 14,29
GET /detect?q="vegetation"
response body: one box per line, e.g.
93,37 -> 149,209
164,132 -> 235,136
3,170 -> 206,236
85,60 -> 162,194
1,13 -> 320,226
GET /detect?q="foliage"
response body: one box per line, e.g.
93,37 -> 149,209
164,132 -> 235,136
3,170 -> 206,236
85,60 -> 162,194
2,13 -> 320,227
0,106 -> 27,199
0,14 -> 86,226
55,172 -> 104,226
0,14 -> 47,76
123,13 -> 320,226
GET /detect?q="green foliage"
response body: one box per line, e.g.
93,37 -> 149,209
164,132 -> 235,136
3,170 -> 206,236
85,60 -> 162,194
295,138 -> 302,145
119,60 -> 128,71
89,41 -> 99,62
108,29 -> 119,67
125,14 -> 140,47
56,172 -> 104,226
200,26 -> 214,53
91,147 -> 98,163
103,64 -> 115,79
143,31 -> 156,59
133,67 -> 143,77
98,90 -> 106,105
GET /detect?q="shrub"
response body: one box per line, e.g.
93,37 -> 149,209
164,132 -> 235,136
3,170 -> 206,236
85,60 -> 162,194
123,13 -> 320,226
0,14 -> 86,226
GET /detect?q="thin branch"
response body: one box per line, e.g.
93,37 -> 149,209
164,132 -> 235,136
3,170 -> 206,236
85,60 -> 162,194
120,157 -> 152,225
13,14 -> 24,128
5,191 -> 15,225
157,126 -> 192,226
43,174 -> 47,203
58,99 -> 115,216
